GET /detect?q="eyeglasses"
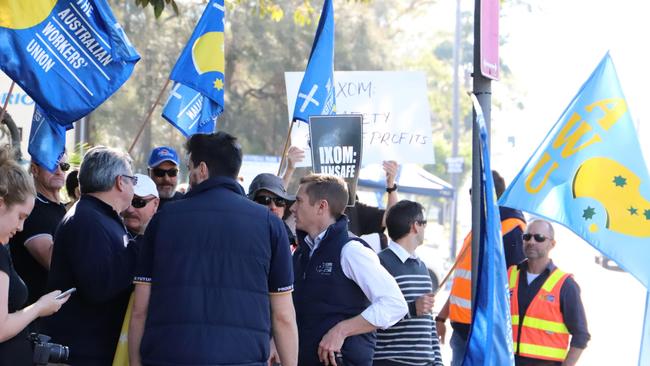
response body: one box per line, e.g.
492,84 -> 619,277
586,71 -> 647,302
522,233 -> 549,243
121,174 -> 138,185
416,219 -> 427,226
58,162 -> 70,172
131,196 -> 155,209
254,195 -> 287,207
152,167 -> 179,178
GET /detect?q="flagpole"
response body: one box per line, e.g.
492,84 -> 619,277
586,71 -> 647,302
434,240 -> 471,296
277,119 -> 295,176
0,81 -> 16,125
471,0 -> 492,308
128,79 -> 171,154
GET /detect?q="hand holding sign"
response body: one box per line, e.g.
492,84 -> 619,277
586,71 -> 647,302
383,160 -> 398,188
287,146 -> 306,170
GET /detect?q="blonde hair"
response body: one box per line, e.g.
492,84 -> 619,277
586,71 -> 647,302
299,174 -> 349,217
0,146 -> 36,207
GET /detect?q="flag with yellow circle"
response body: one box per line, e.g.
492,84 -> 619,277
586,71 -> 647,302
500,53 -> 650,290
169,0 -> 225,112
500,54 -> 650,365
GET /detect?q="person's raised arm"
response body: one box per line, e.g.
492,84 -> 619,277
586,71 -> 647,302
282,146 -> 305,189
382,160 -> 399,227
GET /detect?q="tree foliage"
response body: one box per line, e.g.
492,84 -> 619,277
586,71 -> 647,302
91,0 -> 523,188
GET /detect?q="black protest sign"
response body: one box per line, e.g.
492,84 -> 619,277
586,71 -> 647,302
309,115 -> 363,206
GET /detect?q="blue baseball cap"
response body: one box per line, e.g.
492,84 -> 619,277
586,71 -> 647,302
148,146 -> 179,168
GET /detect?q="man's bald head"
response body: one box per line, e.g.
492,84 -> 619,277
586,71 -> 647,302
528,219 -> 555,240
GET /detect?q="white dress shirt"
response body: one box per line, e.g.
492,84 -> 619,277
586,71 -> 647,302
387,240 -> 419,263
304,229 -> 408,329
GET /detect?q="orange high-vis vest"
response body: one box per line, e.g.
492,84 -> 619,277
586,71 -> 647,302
508,266 -> 571,362
449,218 -> 526,324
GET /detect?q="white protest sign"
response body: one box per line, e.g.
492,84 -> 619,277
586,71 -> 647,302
1,71 -> 35,158
285,71 -> 435,166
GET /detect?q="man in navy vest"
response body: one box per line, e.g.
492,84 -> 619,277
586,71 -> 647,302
129,132 -> 298,366
291,174 -> 407,366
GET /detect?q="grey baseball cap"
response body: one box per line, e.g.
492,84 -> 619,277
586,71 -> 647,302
247,173 -> 295,201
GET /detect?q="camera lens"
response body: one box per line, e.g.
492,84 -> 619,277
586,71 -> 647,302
48,344 -> 70,362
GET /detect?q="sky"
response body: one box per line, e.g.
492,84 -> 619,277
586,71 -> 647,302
493,0 -> 650,179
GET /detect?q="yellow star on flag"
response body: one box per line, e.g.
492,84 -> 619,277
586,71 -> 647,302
213,78 -> 224,90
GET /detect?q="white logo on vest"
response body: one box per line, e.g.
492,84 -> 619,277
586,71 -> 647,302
316,262 -> 333,275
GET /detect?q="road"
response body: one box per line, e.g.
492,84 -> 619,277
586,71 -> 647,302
433,225 -> 646,365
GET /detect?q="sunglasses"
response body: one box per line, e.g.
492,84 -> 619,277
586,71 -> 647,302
254,196 -> 287,207
522,233 -> 549,243
131,196 -> 155,209
121,174 -> 138,185
416,219 -> 427,226
152,167 -> 179,178
58,162 -> 71,172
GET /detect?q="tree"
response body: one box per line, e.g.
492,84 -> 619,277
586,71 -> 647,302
90,0 -> 526,183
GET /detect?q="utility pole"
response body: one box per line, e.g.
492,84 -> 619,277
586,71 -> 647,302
471,0 -> 497,305
449,0 -> 462,261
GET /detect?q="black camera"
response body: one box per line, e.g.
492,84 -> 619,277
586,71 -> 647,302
28,333 -> 69,366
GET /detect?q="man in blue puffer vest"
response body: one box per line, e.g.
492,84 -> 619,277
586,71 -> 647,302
128,132 -> 298,366
291,174 -> 407,366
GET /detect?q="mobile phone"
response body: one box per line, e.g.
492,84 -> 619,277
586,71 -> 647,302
335,353 -> 345,366
55,288 -> 76,300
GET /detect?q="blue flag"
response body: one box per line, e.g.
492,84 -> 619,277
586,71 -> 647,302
292,0 -> 335,122
28,105 -> 72,173
162,82 -> 220,137
499,53 -> 650,366
169,0 -> 225,113
0,0 -> 140,125
462,94 -> 515,366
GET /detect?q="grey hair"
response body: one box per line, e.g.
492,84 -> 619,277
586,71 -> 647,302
79,146 -> 133,194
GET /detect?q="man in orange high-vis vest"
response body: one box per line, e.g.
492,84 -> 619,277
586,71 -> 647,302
509,219 -> 590,366
436,171 -> 527,366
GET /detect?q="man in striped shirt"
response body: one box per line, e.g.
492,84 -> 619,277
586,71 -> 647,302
374,200 -> 444,366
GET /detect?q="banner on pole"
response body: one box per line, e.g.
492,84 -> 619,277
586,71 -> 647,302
0,0 -> 140,125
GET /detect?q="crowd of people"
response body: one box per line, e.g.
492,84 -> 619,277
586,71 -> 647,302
0,131 -> 589,366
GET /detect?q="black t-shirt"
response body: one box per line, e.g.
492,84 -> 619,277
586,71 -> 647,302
157,191 -> 184,211
0,245 -> 32,366
9,194 -> 66,305
345,201 -> 385,236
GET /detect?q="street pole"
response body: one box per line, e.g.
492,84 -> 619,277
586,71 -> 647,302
449,0 -> 462,261
470,0 -> 492,307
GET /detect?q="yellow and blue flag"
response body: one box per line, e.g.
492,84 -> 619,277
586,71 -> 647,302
162,82 -> 220,137
168,0 -> 225,115
499,53 -> 650,366
462,94 -> 515,366
28,105 -> 72,172
292,0 -> 335,122
0,0 -> 140,125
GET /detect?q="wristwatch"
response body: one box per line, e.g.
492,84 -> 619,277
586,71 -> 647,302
386,184 -> 398,193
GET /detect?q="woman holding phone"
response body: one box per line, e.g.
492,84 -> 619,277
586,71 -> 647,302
0,147 -> 70,365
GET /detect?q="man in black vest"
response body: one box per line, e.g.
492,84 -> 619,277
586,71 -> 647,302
291,174 -> 407,366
